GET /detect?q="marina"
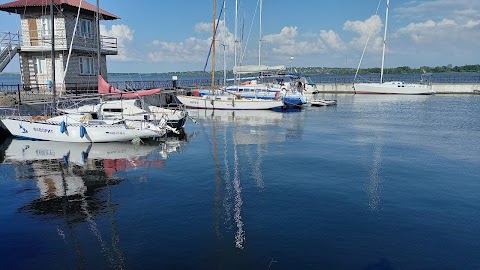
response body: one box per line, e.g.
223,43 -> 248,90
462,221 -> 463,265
1,94 -> 480,269
1,0 -> 480,268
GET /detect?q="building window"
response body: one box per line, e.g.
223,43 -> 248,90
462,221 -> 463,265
41,15 -> 52,35
77,19 -> 92,38
33,57 -> 47,74
79,57 -> 95,75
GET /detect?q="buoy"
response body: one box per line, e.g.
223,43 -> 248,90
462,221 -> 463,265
80,125 -> 86,138
60,121 -> 66,133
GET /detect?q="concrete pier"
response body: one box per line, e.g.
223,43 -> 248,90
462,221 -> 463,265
314,83 -> 480,94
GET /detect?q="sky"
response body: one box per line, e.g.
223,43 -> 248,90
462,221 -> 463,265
1,0 -> 480,73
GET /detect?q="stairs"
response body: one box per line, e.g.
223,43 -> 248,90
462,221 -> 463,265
0,44 -> 19,72
0,32 -> 20,73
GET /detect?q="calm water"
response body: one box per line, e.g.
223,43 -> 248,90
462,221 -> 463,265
1,94 -> 480,269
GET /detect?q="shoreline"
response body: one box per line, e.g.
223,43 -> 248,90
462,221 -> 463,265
312,82 -> 480,94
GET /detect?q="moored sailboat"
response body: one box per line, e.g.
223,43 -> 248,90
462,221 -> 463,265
175,0 -> 283,110
353,0 -> 435,95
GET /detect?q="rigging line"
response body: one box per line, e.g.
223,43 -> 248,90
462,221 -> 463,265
62,0 -> 83,103
354,0 -> 383,82
203,1 -> 225,72
240,0 -> 260,64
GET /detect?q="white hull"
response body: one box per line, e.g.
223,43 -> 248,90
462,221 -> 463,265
176,95 -> 283,110
1,115 -> 165,143
354,82 -> 435,95
311,99 -> 337,106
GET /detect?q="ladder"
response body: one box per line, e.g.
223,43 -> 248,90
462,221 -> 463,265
0,32 -> 20,72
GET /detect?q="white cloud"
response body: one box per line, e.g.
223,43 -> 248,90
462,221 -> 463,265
147,20 -> 236,67
319,30 -> 346,51
344,15 -> 383,52
148,37 -> 211,63
195,22 -> 212,33
102,1 -> 480,71
397,0 -> 480,23
395,18 -> 480,46
100,24 -> 135,61
263,26 -> 298,45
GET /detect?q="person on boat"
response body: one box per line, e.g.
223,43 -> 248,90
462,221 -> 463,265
296,81 -> 305,93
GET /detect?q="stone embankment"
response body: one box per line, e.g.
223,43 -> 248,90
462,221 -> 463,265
0,92 -> 16,107
313,83 -> 480,94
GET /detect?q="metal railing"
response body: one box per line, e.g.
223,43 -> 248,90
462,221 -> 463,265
10,29 -> 117,53
0,31 -> 20,47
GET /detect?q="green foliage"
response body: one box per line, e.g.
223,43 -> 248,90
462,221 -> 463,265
108,65 -> 480,76
296,64 -> 480,75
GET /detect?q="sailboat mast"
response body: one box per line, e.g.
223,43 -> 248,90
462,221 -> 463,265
96,0 -> 101,77
211,0 -> 217,93
380,0 -> 389,84
258,0 -> 263,65
223,0 -> 227,87
50,0 -> 56,113
234,0 -> 238,84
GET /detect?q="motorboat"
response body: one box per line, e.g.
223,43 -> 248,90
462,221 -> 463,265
310,99 -> 337,106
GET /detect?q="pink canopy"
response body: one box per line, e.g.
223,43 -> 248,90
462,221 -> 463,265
98,75 -> 161,98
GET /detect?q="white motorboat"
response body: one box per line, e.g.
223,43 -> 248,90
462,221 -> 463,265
311,99 -> 337,106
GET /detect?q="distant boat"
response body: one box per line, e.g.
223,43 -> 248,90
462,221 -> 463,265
353,0 -> 435,95
311,99 -> 337,106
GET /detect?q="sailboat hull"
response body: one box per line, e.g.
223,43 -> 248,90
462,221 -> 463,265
176,95 -> 283,110
354,82 -> 435,95
0,116 -> 164,143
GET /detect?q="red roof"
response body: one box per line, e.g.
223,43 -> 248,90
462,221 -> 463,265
0,0 -> 119,20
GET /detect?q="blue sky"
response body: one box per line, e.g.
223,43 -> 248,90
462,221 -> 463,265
1,0 -> 480,73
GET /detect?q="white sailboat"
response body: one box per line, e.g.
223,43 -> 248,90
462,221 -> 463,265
353,0 -> 435,95
1,112 -> 167,143
59,76 -> 188,130
175,0 -> 283,110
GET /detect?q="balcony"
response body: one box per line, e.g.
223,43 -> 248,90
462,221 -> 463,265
19,29 -> 118,55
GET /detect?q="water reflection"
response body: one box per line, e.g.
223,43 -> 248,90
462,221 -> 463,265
0,132 -> 190,268
351,97 -> 390,212
192,109 -> 285,250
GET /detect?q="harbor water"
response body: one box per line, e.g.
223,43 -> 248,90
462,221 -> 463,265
1,94 -> 479,269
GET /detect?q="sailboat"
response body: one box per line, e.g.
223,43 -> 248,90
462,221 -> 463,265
59,75 -> 188,130
353,0 -> 435,95
175,0 -> 284,110
0,0 -> 169,142
221,0 -> 308,106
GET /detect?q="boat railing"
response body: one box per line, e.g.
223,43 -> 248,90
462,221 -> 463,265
0,106 -> 19,118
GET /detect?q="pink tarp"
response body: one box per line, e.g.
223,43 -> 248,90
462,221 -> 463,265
98,75 -> 161,98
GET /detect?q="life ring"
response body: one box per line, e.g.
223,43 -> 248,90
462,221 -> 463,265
274,91 -> 280,100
